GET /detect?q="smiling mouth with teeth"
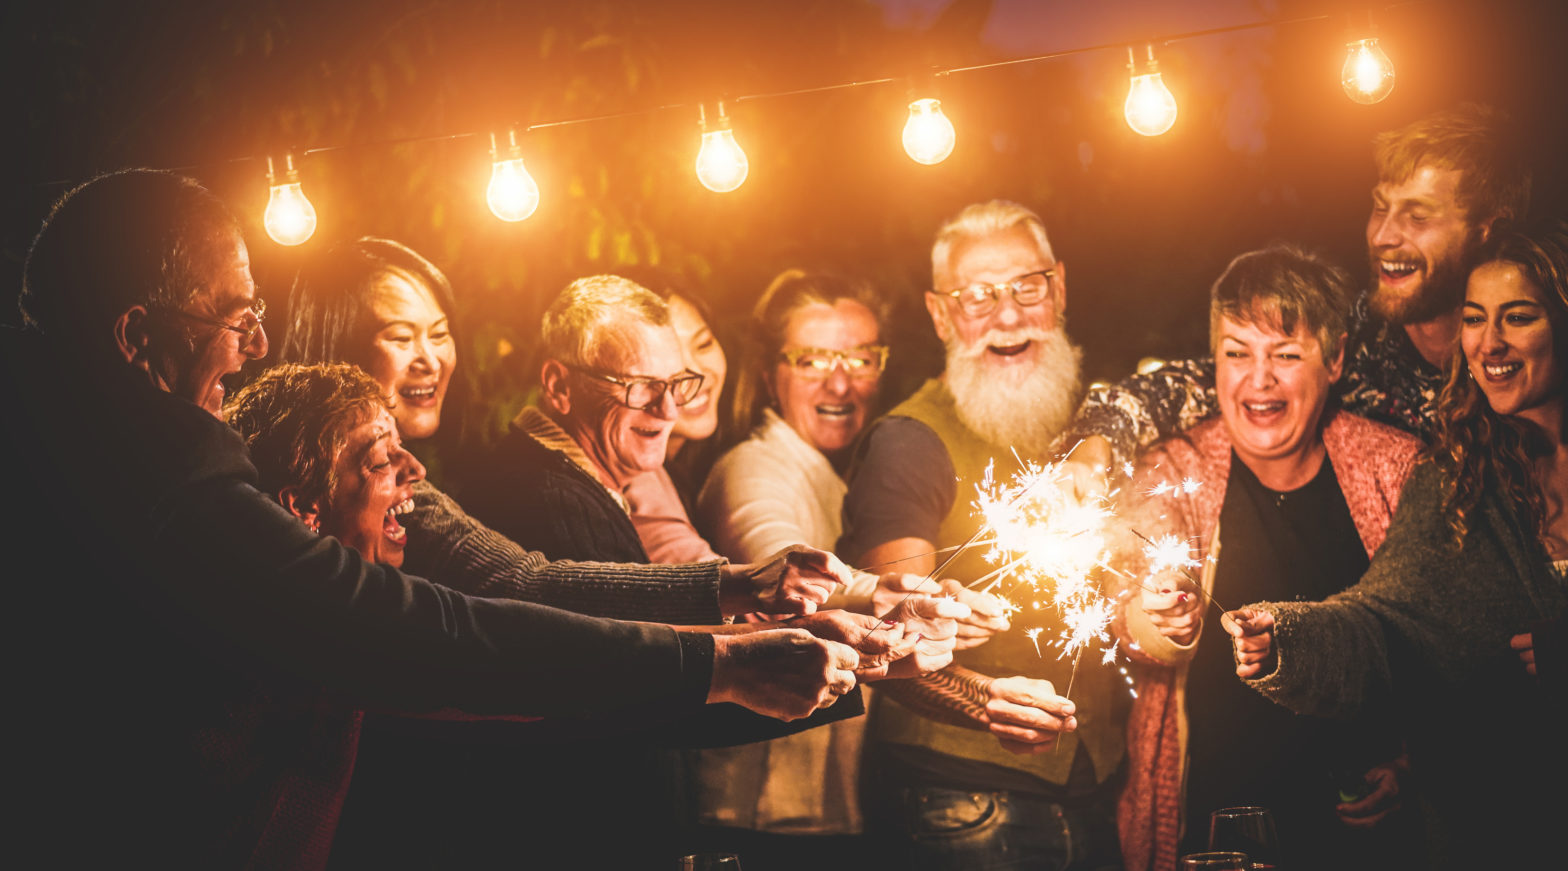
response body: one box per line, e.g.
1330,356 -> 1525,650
1481,361 -> 1523,379
1378,260 -> 1420,280
383,496 -> 414,542
1242,400 -> 1287,416
400,385 -> 440,405
815,404 -> 856,418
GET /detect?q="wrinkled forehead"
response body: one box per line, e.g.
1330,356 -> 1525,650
943,227 -> 1053,286
589,318 -> 683,376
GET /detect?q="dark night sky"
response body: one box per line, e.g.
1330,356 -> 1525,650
5,0 -> 1566,411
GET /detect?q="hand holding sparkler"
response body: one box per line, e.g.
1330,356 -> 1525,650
708,629 -> 860,721
784,611 -> 917,681
984,674 -> 1078,755
1136,576 -> 1204,646
852,570 -> 1009,650
721,544 -> 852,617
876,592 -> 973,678
1223,607 -> 1277,679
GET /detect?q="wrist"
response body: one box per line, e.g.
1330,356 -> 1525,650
717,562 -> 752,617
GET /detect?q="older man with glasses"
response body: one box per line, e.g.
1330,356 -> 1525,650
466,275 -> 713,563
839,199 -> 1125,871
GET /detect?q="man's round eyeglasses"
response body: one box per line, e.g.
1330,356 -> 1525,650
572,365 -> 705,411
938,269 -> 1056,318
778,345 -> 889,380
172,298 -> 267,343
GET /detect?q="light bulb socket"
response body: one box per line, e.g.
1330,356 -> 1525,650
1127,44 -> 1160,75
491,129 -> 524,160
267,153 -> 302,186
699,101 -> 733,133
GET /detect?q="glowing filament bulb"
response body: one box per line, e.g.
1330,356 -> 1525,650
902,97 -> 956,165
263,154 -> 317,247
1341,38 -> 1395,104
695,102 -> 749,193
487,130 -> 540,222
1124,45 -> 1178,137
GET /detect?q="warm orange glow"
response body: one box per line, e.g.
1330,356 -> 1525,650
1125,72 -> 1178,137
1341,38 -> 1395,104
263,155 -> 317,246
695,104 -> 749,193
902,97 -> 956,165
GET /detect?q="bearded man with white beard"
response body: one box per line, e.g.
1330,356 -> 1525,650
839,200 -> 1127,871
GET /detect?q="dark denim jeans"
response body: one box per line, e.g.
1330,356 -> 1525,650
864,784 -> 1122,871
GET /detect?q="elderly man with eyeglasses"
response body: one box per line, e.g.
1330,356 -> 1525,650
466,275 -> 715,563
839,200 -> 1126,871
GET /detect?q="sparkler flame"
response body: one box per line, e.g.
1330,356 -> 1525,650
964,456 -> 1205,702
972,458 -> 1115,664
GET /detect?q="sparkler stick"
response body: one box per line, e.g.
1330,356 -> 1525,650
966,555 -> 1032,592
854,460 -> 1059,646
855,538 -> 998,574
1127,528 -> 1231,614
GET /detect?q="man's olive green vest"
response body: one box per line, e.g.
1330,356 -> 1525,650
866,379 -> 1125,786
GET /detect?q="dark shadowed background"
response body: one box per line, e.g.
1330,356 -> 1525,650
6,0 -> 1565,465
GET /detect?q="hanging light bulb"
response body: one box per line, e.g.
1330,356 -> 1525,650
694,102 -> 749,193
1124,45 -> 1178,137
486,129 -> 540,222
902,97 -> 957,165
1341,38 -> 1396,104
263,154 -> 318,247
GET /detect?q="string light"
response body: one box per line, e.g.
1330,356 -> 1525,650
902,96 -> 957,165
1124,45 -> 1178,137
695,101 -> 749,193
1341,38 -> 1395,104
34,4 -> 1440,221
486,129 -> 540,221
262,153 -> 318,247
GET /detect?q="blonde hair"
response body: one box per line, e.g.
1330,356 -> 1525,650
540,275 -> 669,369
1373,103 -> 1529,226
930,199 -> 1055,290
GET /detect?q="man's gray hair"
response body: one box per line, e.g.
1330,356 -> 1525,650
931,199 -> 1055,291
540,274 -> 670,370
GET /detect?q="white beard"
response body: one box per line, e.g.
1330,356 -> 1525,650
944,325 -> 1083,458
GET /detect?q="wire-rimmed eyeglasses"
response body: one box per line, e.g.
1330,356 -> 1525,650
170,297 -> 267,343
938,269 -> 1056,317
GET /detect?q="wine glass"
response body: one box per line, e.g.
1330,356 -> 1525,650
677,854 -> 742,871
1209,806 -> 1280,869
1178,852 -> 1251,870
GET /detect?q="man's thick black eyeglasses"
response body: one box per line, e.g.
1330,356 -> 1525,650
571,365 -> 705,411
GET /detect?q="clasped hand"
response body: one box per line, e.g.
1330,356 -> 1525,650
721,544 -> 853,617
871,574 -> 1010,650
787,592 -> 972,680
1138,576 -> 1202,645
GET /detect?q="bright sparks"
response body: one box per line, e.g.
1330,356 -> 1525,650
1142,533 -> 1201,575
972,458 -> 1116,664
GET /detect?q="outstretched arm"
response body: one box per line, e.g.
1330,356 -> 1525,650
404,480 -> 725,624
